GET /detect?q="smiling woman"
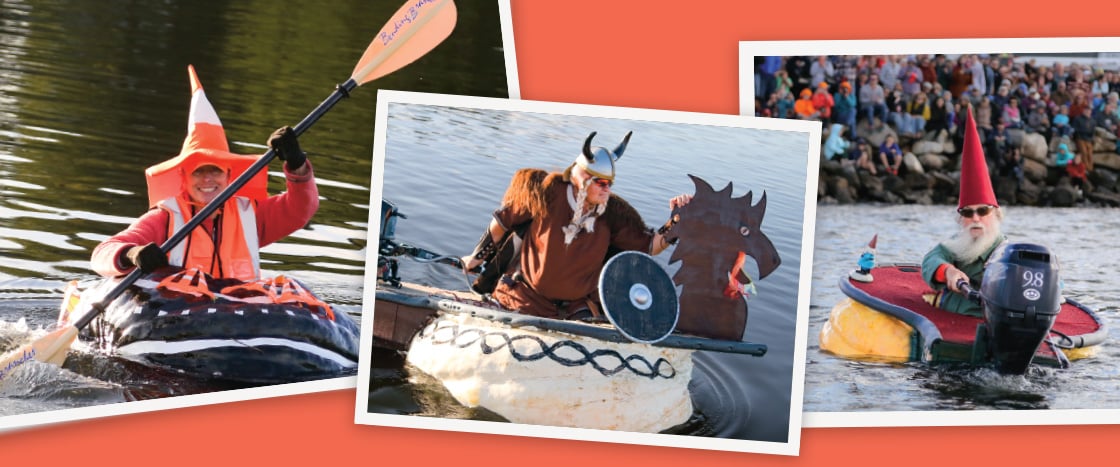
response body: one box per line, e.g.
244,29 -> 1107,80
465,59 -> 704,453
89,68 -> 319,282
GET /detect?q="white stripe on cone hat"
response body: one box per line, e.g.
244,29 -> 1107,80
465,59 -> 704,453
143,65 -> 269,208
957,108 -> 999,209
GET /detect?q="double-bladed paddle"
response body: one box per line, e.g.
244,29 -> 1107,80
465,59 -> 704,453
0,0 -> 458,380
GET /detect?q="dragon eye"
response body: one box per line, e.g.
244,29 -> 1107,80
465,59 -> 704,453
739,225 -> 750,237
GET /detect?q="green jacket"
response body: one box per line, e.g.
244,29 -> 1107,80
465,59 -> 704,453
920,235 -> 1007,317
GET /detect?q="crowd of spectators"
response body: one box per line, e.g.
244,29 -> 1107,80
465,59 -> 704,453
755,54 -> 1120,184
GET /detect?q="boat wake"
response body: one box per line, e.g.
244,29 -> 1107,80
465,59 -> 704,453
916,364 -> 1057,410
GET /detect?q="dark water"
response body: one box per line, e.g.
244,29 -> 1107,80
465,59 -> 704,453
806,204 -> 1120,415
363,101 -> 811,442
0,0 -> 508,417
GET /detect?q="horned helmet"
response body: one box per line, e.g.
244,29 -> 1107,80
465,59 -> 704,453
573,131 -> 632,182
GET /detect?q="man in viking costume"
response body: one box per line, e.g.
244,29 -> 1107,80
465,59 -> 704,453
91,66 -> 318,281
921,109 -> 1007,317
462,131 -> 690,320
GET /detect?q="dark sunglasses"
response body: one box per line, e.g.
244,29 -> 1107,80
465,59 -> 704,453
957,205 -> 994,218
591,178 -> 613,189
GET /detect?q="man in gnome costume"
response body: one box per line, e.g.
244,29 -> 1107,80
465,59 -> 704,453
91,65 -> 318,281
462,131 -> 690,320
920,109 -> 1007,317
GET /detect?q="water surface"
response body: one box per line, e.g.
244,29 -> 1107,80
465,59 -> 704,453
0,0 -> 508,417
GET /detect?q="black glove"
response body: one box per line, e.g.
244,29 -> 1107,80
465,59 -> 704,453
124,243 -> 169,274
267,126 -> 306,171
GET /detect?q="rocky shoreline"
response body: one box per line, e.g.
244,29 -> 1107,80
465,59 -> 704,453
818,122 -> 1120,207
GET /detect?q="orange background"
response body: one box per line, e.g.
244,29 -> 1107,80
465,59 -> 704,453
3,0 -> 1118,464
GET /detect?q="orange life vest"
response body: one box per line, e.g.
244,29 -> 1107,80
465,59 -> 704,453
158,195 -> 260,281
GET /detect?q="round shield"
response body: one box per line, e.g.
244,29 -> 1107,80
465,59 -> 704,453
598,251 -> 679,343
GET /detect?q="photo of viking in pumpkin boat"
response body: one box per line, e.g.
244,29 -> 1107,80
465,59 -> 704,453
357,91 -> 819,446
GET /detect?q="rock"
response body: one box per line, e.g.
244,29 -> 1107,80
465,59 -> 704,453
1017,178 -> 1042,205
912,140 -> 943,155
918,153 -> 952,171
994,176 -> 1018,205
1093,136 -> 1113,152
942,140 -> 956,154
830,177 -> 855,204
860,172 -> 886,201
930,171 -> 956,190
903,171 -> 933,190
839,164 -> 861,190
1094,152 -> 1120,171
901,189 -> 934,204
1050,185 -> 1077,207
1021,132 -> 1048,162
820,158 -> 845,175
883,173 -> 909,196
1096,126 -> 1117,141
1089,168 -> 1117,191
901,152 -> 924,175
1022,158 -> 1047,183
1087,190 -> 1120,206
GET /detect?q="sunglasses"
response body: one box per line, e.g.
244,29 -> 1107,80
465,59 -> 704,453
591,178 -> 613,189
957,205 -> 994,218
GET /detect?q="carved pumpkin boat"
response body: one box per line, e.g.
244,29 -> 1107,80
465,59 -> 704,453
371,174 -> 782,432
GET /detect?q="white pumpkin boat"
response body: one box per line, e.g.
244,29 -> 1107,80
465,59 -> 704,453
372,181 -> 777,432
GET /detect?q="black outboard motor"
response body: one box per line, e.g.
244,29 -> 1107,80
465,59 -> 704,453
379,199 -> 404,243
377,200 -> 407,287
980,242 -> 1061,375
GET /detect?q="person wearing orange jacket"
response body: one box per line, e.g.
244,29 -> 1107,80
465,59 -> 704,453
91,66 -> 318,281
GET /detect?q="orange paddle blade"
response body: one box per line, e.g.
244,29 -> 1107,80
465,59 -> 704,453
352,0 -> 457,85
0,326 -> 78,381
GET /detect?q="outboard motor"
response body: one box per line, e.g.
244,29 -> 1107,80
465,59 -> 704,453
379,199 -> 404,243
377,200 -> 407,287
980,242 -> 1061,375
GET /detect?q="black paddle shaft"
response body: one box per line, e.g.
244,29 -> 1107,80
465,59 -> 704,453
74,78 -> 360,330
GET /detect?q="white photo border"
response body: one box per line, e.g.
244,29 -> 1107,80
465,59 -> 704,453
354,89 -> 822,456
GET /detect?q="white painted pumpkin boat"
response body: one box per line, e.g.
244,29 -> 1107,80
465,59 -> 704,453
372,184 -> 774,432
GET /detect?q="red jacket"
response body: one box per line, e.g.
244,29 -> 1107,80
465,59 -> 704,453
811,92 -> 835,118
1067,160 -> 1087,180
91,163 -> 319,278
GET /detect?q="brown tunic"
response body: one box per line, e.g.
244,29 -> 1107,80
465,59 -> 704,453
491,176 -> 653,318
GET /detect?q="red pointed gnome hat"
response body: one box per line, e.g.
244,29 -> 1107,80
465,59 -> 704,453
958,109 -> 998,209
143,65 -> 269,208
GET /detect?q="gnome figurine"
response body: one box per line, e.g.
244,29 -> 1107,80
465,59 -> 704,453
849,234 -> 877,283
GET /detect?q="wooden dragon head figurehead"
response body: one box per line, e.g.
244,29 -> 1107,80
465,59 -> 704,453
665,175 -> 781,341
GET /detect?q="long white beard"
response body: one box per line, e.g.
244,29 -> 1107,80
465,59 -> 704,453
563,183 -> 607,245
942,221 -> 1002,262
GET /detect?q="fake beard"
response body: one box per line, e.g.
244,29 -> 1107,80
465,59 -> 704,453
563,182 -> 607,245
942,219 -> 1002,262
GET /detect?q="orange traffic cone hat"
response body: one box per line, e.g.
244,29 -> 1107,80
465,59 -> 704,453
144,65 -> 269,208
957,109 -> 998,209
